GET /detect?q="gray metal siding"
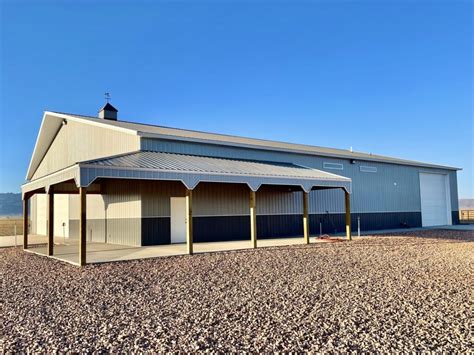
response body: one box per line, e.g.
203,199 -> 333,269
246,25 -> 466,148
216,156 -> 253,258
140,180 -> 345,217
141,138 -> 457,214
449,170 -> 459,211
258,185 -> 302,215
141,180 -> 186,217
193,182 -> 248,216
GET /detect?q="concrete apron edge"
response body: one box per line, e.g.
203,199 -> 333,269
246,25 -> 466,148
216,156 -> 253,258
22,237 -> 337,267
24,248 -> 81,267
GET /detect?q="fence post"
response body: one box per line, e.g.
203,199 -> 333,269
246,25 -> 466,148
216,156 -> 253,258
357,216 -> 360,237
14,224 -> 17,247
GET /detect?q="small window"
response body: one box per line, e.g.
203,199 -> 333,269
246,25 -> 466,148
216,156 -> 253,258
323,162 -> 343,170
360,165 -> 377,173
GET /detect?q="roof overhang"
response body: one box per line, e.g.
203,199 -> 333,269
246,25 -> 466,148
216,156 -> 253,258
22,165 -> 80,198
22,152 -> 352,198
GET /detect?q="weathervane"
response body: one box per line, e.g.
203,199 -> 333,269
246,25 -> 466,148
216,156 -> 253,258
104,92 -> 111,103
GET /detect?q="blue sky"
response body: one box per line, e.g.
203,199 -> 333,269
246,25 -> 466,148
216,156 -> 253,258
0,0 -> 472,198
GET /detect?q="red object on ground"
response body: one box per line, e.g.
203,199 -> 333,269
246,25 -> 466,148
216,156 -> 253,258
317,235 -> 344,242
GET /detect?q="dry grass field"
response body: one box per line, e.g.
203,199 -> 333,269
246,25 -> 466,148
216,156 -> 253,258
0,217 -> 22,236
1,229 -> 472,352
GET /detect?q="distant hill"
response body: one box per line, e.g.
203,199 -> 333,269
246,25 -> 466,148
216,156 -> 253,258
0,193 -> 22,216
459,198 -> 474,209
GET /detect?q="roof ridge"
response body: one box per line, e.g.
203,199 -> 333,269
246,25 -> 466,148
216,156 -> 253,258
50,111 -> 460,171
51,111 -> 359,154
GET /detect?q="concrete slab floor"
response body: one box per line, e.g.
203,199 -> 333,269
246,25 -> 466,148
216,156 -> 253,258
23,225 -> 473,266
0,235 -> 48,248
25,236 -> 329,266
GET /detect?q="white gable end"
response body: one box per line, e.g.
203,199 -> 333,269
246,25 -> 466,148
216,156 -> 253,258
28,112 -> 140,180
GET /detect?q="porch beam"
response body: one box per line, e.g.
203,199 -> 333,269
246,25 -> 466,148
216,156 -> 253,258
345,190 -> 352,241
46,190 -> 102,195
303,191 -> 310,244
23,195 -> 29,249
79,187 -> 87,266
186,189 -> 193,255
47,189 -> 54,256
250,190 -> 257,248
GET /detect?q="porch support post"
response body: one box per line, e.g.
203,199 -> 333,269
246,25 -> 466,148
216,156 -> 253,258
79,187 -> 87,266
303,191 -> 310,244
23,195 -> 29,249
344,190 -> 352,241
250,190 -> 257,248
186,189 -> 193,255
47,189 -> 54,256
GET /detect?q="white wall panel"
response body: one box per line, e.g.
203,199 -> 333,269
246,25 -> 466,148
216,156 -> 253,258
69,180 -> 142,246
53,194 -> 69,238
32,119 -> 140,180
35,194 -> 47,235
30,194 -> 38,235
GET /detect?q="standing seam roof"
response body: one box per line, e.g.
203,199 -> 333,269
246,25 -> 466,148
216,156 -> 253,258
82,151 -> 351,181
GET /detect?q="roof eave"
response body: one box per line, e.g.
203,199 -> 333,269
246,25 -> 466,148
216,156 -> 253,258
25,111 -> 49,180
137,132 -> 461,171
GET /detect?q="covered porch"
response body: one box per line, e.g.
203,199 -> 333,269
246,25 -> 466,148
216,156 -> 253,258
21,151 -> 353,266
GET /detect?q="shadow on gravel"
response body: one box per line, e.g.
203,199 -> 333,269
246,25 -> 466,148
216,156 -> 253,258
375,230 -> 473,243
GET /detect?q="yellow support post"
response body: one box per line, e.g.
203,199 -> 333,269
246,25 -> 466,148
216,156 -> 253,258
79,187 -> 87,266
23,195 -> 29,250
250,190 -> 257,248
345,190 -> 352,241
47,189 -> 54,256
303,191 -> 310,244
186,189 -> 193,255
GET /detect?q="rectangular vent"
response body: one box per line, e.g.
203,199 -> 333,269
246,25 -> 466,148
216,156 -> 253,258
323,162 -> 343,170
360,165 -> 377,173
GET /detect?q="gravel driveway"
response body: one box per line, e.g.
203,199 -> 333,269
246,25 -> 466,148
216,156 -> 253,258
1,229 -> 472,352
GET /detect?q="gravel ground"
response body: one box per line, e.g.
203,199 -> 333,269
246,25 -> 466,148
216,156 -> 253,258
1,229 -> 473,352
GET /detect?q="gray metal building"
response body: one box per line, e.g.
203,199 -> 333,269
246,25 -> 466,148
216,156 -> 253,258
22,104 -> 460,264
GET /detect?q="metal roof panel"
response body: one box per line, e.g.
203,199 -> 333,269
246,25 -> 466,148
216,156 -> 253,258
79,151 -> 352,192
51,112 -> 461,171
82,151 -> 350,181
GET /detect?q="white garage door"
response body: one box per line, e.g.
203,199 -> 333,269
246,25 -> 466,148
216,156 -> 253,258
419,173 -> 451,227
